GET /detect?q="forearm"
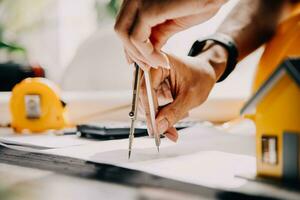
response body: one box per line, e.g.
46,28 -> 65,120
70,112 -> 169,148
217,0 -> 286,60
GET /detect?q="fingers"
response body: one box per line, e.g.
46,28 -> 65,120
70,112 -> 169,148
151,6 -> 227,50
114,0 -> 148,69
115,0 -> 227,69
144,64 -> 186,140
125,48 -> 149,70
157,81 -> 173,106
114,0 -> 187,68
140,67 -> 171,136
149,67 -> 167,90
165,127 -> 179,142
130,13 -> 169,68
139,66 -> 179,141
124,49 -> 134,64
155,94 -> 189,136
150,20 -> 186,50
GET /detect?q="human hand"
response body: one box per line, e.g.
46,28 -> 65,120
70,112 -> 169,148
139,42 -> 228,142
114,0 -> 227,70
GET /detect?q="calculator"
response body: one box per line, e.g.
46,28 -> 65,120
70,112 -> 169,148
76,121 -> 197,140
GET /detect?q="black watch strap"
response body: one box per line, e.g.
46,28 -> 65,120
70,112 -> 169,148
188,33 -> 239,82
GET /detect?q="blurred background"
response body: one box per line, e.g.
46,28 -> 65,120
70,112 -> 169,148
0,0 -> 260,91
0,0 -> 123,88
0,0 -> 263,124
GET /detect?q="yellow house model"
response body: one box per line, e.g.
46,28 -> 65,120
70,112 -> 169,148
241,58 -> 300,182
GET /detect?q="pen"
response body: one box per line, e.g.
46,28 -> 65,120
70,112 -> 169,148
144,70 -> 160,152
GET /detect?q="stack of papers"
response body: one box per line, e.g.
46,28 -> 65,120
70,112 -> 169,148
0,123 -> 256,189
0,131 -> 96,149
44,123 -> 256,189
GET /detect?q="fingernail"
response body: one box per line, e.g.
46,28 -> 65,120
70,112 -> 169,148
165,132 -> 178,143
157,118 -> 169,134
147,127 -> 153,137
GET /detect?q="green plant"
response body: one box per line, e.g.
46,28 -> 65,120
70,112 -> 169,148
0,41 -> 25,53
0,0 -> 50,53
107,0 -> 121,16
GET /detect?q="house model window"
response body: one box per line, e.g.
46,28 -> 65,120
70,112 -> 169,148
262,136 -> 278,165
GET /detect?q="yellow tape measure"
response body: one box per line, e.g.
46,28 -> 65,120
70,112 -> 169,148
10,78 -> 68,133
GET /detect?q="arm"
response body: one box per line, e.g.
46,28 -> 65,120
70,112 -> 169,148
140,0 -> 291,141
197,0 -> 288,81
217,0 -> 286,61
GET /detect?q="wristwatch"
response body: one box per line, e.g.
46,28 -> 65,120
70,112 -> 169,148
188,33 -> 239,82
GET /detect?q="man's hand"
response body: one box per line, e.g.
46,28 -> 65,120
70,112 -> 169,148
139,43 -> 228,142
114,0 -> 227,69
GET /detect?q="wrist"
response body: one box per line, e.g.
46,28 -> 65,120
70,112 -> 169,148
196,41 -> 228,81
188,33 -> 238,82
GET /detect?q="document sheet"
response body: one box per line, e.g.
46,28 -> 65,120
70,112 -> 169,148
0,129 -> 95,149
43,124 -> 256,189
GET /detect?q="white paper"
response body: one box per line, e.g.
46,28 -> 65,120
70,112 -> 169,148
0,132 -> 96,149
44,124 -> 256,189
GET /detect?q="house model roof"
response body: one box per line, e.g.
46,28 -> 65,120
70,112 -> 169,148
241,58 -> 300,115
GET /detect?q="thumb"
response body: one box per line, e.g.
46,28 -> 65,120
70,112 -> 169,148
150,20 -> 183,51
155,95 -> 188,135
